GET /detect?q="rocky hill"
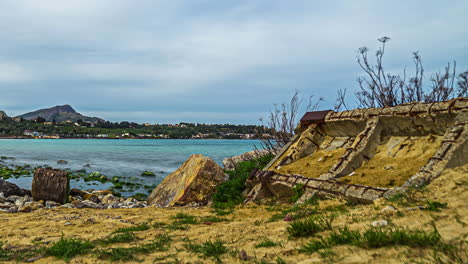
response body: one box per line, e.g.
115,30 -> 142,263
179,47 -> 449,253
0,110 -> 9,120
16,105 -> 104,123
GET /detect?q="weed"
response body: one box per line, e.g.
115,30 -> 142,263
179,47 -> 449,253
276,257 -> 287,264
424,200 -> 447,212
45,236 -> 94,261
361,227 -> 440,248
172,213 -> 198,225
97,232 -> 136,245
0,242 -> 13,261
255,239 -> 281,248
300,226 -> 442,255
213,208 -> 234,216
184,239 -> 228,262
287,216 -> 333,238
97,234 -> 171,261
113,222 -> 150,233
153,222 -> 167,228
212,154 -> 274,209
289,184 -> 305,203
268,205 -> 316,222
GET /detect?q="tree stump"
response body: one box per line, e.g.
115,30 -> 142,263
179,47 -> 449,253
32,168 -> 69,204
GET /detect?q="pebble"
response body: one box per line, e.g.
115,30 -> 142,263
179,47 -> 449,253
381,205 -> 397,212
371,220 -> 388,227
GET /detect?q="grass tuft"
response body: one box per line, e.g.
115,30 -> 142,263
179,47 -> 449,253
97,232 -> 136,245
287,216 -> 334,238
97,234 -> 171,261
45,236 -> 94,261
183,239 -> 228,262
113,222 -> 150,233
425,200 -> 448,212
212,154 -> 274,209
255,239 -> 281,248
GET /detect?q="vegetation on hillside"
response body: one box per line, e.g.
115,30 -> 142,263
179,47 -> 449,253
0,118 -> 264,139
211,153 -> 274,209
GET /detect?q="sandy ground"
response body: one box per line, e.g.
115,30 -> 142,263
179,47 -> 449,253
0,165 -> 466,264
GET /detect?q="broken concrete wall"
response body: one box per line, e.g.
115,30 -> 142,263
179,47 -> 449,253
247,98 -> 468,203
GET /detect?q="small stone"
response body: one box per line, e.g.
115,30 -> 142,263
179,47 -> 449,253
381,205 -> 397,213
7,207 -> 18,213
64,222 -> 73,226
101,194 -> 116,204
57,160 -> 68,164
28,202 -> 44,210
60,203 -> 74,208
384,165 -> 394,170
75,200 -> 99,209
238,249 -> 251,261
371,220 -> 388,227
83,194 -> 100,204
45,200 -> 60,208
6,195 -> 20,203
18,205 -> 32,212
92,190 -> 113,196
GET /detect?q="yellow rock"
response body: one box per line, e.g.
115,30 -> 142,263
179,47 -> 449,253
147,154 -> 226,207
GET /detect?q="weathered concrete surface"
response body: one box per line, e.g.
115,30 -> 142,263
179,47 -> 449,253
247,98 -> 468,203
148,154 -> 226,207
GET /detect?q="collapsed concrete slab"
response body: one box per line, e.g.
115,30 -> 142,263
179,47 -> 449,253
246,98 -> 468,203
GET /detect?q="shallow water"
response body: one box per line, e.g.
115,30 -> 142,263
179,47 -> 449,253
0,139 -> 261,196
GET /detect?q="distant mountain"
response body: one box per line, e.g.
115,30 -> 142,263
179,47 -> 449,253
16,105 -> 104,123
0,110 -> 9,120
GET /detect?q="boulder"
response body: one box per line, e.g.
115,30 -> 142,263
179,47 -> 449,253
0,179 -> 30,197
223,149 -> 270,170
147,154 -> 227,207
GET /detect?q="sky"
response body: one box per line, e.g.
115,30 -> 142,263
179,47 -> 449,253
0,0 -> 467,124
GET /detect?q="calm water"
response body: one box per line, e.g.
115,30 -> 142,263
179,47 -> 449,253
0,139 -> 261,196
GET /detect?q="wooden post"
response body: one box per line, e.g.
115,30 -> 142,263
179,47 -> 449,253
32,168 -> 69,204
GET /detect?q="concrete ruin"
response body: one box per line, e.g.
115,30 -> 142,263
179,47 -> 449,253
246,98 -> 468,203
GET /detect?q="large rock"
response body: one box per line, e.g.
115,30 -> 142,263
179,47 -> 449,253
148,154 -> 226,207
223,149 -> 270,170
0,179 -> 30,197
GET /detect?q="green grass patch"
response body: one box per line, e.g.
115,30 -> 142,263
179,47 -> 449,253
97,234 -> 171,261
45,236 -> 94,261
300,226 -> 442,255
0,241 -> 13,261
97,232 -> 136,245
289,184 -> 305,203
113,222 -> 150,233
254,239 -> 281,248
213,208 -> 234,216
268,204 -> 317,222
212,153 -> 274,209
425,200 -> 448,212
183,239 -> 228,262
287,215 -> 334,238
172,213 -> 198,225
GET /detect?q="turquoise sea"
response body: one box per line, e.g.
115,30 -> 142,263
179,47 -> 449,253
0,139 -> 261,196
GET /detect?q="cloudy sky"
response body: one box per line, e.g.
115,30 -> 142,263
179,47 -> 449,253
0,0 -> 467,124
